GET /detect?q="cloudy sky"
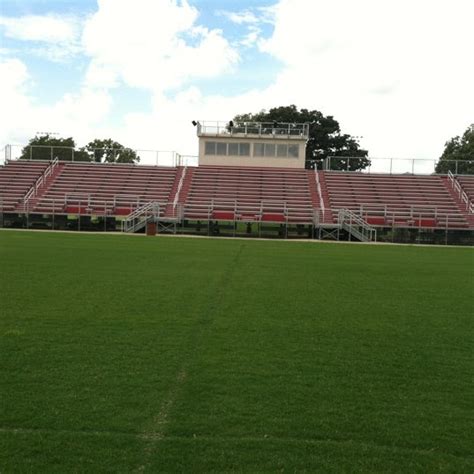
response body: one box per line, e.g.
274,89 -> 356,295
1,0 -> 473,166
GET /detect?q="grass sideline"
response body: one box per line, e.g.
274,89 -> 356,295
0,230 -> 473,472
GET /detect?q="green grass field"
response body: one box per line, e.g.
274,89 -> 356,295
1,230 -> 473,473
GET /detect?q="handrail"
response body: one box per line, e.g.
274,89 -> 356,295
338,208 -> 376,242
122,201 -> 162,233
23,157 -> 59,204
173,166 -> 187,208
314,170 -> 324,209
314,169 -> 325,222
338,208 -> 371,228
126,201 -> 157,221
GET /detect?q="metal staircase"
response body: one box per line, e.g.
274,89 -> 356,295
122,201 -> 161,233
338,208 -> 377,242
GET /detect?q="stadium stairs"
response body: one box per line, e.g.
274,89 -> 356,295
162,166 -> 195,219
176,166 -> 195,207
163,167 -> 185,219
315,171 -> 335,224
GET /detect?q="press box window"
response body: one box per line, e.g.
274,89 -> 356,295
288,144 -> 299,158
239,143 -> 250,156
216,142 -> 227,155
254,143 -> 264,157
277,144 -> 288,157
205,141 -> 216,155
228,143 -> 239,155
264,144 -> 276,157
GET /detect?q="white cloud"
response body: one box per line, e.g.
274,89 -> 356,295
0,14 -> 79,43
0,14 -> 83,61
85,61 -> 119,89
219,6 -> 275,49
0,58 -> 34,146
219,10 -> 259,25
82,0 -> 239,92
239,25 -> 261,47
219,6 -> 275,25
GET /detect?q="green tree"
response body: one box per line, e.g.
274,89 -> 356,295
435,125 -> 474,174
83,139 -> 140,164
233,105 -> 369,170
19,135 -> 89,161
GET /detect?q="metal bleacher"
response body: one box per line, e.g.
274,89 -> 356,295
322,172 -> 471,228
182,165 -> 315,224
1,159 -> 473,232
31,161 -> 178,216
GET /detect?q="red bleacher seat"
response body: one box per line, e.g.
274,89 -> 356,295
212,211 -> 235,220
413,218 -> 437,227
65,206 -> 80,213
114,207 -> 133,216
366,217 -> 386,226
261,213 -> 286,222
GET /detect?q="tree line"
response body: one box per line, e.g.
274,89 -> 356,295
19,136 -> 139,163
